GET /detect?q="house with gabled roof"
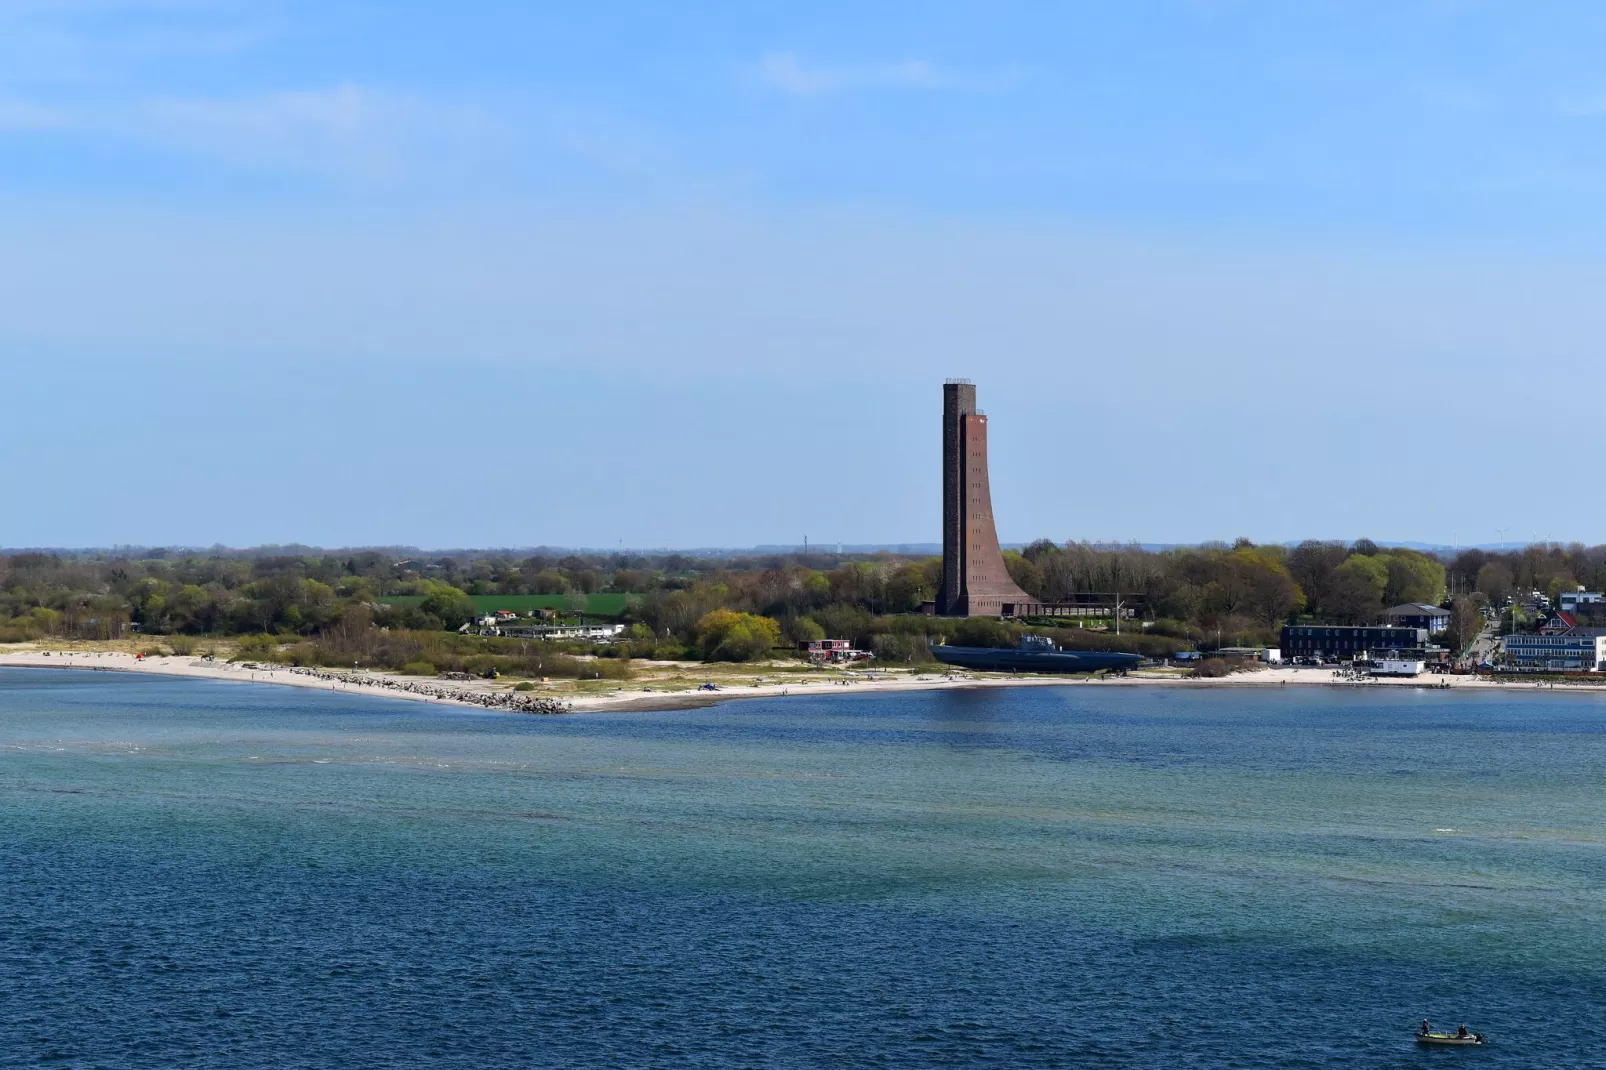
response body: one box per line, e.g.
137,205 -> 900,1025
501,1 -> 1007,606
1379,602 -> 1450,634
1539,610 -> 1577,635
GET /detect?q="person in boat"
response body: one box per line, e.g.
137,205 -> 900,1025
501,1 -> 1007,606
1457,1025 -> 1468,1038
1420,1020 -> 1431,1036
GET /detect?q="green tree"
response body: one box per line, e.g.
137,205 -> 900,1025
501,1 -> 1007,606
1446,594 -> 1486,655
530,570 -> 569,594
1329,555 -> 1388,622
339,575 -> 378,602
1002,551 -> 1045,599
885,562 -> 935,612
802,573 -> 832,607
1547,574 -> 1580,604
418,584 -> 477,630
1286,541 -> 1348,618
694,610 -> 782,662
1379,551 -> 1445,607
171,584 -> 210,633
299,579 -> 337,632
1476,562 -> 1514,605
1224,545 -> 1305,625
1448,549 -> 1489,595
813,604 -> 872,645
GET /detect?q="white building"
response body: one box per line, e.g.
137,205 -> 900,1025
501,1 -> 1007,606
1500,629 -> 1606,672
1559,591 -> 1604,612
494,622 -> 626,642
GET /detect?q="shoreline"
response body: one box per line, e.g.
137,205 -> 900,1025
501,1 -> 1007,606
0,651 -> 1083,713
5,649 -> 1606,713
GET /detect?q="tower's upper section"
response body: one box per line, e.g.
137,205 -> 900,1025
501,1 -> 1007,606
942,380 -> 976,419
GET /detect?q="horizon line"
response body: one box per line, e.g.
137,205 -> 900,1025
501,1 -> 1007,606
0,539 -> 1580,557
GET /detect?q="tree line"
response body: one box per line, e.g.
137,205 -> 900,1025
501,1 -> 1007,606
3,540 -> 1602,664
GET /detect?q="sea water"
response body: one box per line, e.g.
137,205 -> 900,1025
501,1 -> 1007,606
2,668 -> 1604,1068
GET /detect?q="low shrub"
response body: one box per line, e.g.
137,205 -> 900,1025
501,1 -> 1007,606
1189,657 -> 1254,679
584,658 -> 633,680
948,617 -> 1016,649
627,639 -> 688,661
262,629 -> 641,679
870,633 -> 936,663
167,635 -> 198,655
1046,628 -> 1185,659
401,660 -> 437,676
513,681 -> 536,692
462,654 -> 503,677
0,619 -> 42,643
282,643 -> 326,667
231,634 -> 281,660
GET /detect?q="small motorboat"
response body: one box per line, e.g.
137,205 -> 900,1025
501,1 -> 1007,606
1416,1031 -> 1484,1046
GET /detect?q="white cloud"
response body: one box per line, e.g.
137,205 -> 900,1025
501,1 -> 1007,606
1419,84 -> 1488,113
0,79 -> 660,186
0,96 -> 69,129
754,52 -> 1006,97
0,1 -> 225,13
3,84 -> 501,180
0,0 -> 268,87
140,84 -> 397,175
1557,92 -> 1606,117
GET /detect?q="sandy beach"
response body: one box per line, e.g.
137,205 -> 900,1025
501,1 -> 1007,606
0,649 -> 1091,713
4,646 -> 1605,713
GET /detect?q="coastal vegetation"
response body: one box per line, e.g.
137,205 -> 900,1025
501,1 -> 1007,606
1187,657 -> 1258,679
1,540 -> 1601,670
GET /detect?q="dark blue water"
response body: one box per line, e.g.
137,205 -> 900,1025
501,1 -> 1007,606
3,668 -> 1604,1067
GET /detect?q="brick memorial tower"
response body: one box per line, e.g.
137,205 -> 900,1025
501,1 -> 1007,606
936,380 -> 1033,617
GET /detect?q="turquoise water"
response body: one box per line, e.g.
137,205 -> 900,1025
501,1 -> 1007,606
3,668 -> 1604,1068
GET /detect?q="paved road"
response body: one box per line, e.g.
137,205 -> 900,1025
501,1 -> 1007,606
1463,619 -> 1500,667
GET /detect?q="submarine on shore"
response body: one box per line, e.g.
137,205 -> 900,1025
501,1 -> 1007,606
929,633 -> 1143,674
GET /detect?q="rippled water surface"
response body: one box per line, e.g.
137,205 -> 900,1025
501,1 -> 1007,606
3,668 -> 1605,1068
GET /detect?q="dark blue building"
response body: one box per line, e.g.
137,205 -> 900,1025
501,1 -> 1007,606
1281,624 -> 1430,659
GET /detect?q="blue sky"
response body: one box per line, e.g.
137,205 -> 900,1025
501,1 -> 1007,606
4,0 -> 1604,549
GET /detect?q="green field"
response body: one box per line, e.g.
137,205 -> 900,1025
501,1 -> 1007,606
380,593 -> 634,616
